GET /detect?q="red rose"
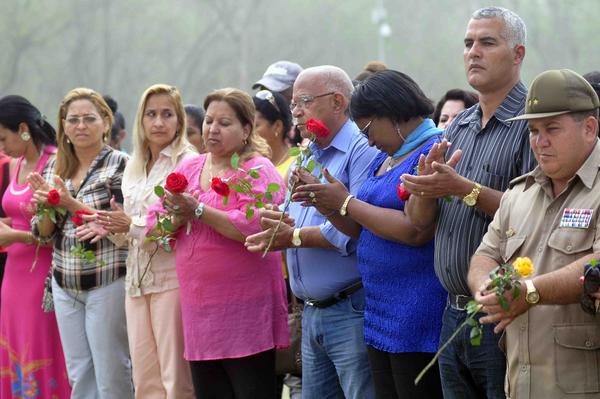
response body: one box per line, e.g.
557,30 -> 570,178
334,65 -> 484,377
305,118 -> 329,138
47,189 -> 61,206
211,177 -> 230,197
165,172 -> 188,193
72,209 -> 93,226
396,184 -> 411,201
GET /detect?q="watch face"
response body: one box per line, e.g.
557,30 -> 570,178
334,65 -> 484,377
463,196 -> 476,207
292,237 -> 301,247
527,291 -> 540,304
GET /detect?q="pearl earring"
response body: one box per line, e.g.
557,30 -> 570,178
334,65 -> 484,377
20,131 -> 31,141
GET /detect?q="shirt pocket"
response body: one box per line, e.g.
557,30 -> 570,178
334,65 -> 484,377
482,163 -> 510,191
547,228 -> 594,263
554,324 -> 600,393
501,235 -> 526,263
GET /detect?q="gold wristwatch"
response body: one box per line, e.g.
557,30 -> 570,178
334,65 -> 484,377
339,194 -> 354,216
291,228 -> 302,247
463,183 -> 482,207
525,280 -> 540,304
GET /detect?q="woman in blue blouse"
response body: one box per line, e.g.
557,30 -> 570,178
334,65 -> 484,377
294,70 -> 446,398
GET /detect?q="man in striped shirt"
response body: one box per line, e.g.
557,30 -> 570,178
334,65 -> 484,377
402,6 -> 536,399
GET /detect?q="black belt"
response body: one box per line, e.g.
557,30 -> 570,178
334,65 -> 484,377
305,281 -> 363,308
448,293 -> 473,311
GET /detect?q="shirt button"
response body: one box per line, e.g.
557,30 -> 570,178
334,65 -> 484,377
566,244 -> 573,252
538,247 -> 543,253
521,365 -> 528,372
520,324 -> 526,331
586,340 -> 593,348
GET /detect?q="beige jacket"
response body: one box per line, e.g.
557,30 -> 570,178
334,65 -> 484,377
121,144 -> 196,297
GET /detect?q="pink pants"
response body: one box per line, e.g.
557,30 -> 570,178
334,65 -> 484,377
125,288 -> 194,399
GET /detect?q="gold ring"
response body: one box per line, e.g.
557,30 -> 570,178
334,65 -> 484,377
309,191 -> 316,199
421,191 -> 425,196
311,197 -> 317,204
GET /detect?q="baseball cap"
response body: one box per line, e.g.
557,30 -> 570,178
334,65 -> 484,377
252,61 -> 303,92
507,69 -> 600,121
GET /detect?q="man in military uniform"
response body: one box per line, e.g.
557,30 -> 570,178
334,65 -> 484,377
469,69 -> 600,399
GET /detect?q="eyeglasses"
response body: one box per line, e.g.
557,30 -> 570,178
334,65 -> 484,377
358,119 -> 374,138
64,115 -> 100,127
255,90 -> 281,114
289,92 -> 335,111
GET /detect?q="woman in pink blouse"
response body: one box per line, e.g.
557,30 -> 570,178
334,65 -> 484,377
148,88 -> 289,399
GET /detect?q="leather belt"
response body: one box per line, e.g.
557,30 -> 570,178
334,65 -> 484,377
448,293 -> 473,311
305,281 -> 363,308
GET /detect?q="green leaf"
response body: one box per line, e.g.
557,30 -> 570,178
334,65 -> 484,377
249,169 -> 260,179
513,284 -> 521,299
256,201 -> 265,209
288,147 -> 301,157
591,259 -> 599,267
466,317 -> 477,327
56,207 -> 67,216
306,159 -> 316,173
265,192 -> 273,203
233,184 -> 244,193
163,241 -> 172,253
267,183 -> 280,193
154,185 -> 165,197
84,251 -> 95,262
466,300 -> 480,314
470,325 -> 482,346
162,218 -> 174,232
443,196 -> 453,203
246,209 -> 255,219
230,153 -> 240,169
222,196 -> 228,206
49,209 -> 57,224
498,294 -> 509,311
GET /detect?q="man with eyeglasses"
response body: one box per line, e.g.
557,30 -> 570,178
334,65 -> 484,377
246,65 -> 378,399
468,69 -> 600,399
401,6 -> 536,399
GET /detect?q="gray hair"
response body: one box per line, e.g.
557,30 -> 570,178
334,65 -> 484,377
301,65 -> 354,102
472,6 -> 527,48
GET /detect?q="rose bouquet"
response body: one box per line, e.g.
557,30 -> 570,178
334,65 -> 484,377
414,257 -> 535,385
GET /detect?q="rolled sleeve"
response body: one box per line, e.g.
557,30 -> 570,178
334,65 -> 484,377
319,221 -> 355,256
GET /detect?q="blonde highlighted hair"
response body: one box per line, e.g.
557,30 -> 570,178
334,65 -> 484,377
203,88 -> 271,163
55,88 -> 113,179
127,84 -> 194,178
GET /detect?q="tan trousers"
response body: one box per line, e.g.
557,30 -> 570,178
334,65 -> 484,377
125,288 -> 194,399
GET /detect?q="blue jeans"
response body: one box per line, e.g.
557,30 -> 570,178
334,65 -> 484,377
53,277 -> 133,399
301,289 -> 375,399
438,304 -> 506,399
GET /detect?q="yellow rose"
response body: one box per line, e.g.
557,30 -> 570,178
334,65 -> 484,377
513,257 -> 534,278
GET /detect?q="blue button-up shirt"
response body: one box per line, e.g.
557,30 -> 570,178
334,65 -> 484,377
286,119 -> 378,300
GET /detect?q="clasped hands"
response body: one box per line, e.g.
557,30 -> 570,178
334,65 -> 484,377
400,139 -> 469,199
245,167 -> 347,252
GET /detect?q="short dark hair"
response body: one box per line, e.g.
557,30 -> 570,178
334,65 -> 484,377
184,104 -> 205,130
103,95 -> 118,114
432,89 -> 479,125
584,71 -> 600,102
0,95 -> 57,147
350,70 -> 434,123
252,91 -> 292,140
569,109 -> 599,122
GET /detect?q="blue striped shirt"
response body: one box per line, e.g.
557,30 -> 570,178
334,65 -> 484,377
435,81 -> 537,295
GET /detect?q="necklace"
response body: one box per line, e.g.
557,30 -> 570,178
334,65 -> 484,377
386,156 -> 402,172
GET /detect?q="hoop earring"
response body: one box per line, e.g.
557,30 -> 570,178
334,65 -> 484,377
20,131 -> 31,141
243,138 -> 248,145
66,138 -> 71,144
